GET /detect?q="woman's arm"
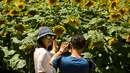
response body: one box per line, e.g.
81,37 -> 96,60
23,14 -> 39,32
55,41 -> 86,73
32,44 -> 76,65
50,40 -> 58,56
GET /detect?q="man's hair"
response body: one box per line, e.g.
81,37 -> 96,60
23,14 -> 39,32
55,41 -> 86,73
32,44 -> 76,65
71,35 -> 85,50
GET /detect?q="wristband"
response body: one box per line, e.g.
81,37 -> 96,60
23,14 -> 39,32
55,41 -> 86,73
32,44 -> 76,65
59,51 -> 63,54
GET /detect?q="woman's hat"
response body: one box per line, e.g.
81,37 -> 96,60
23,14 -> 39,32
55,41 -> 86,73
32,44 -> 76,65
37,26 -> 56,40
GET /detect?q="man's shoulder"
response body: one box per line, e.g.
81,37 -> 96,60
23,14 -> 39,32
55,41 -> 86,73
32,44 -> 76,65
61,56 -> 88,63
61,56 -> 73,60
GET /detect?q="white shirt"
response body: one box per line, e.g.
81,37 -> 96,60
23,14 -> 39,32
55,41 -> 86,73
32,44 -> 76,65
34,47 -> 56,73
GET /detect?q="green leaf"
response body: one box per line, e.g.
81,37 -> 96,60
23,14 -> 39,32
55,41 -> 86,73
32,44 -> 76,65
15,59 -> 26,69
22,16 -> 29,22
128,52 -> 130,58
107,26 -> 123,35
0,49 -> 4,59
83,33 -> 91,40
27,29 -> 39,37
88,18 -> 98,24
12,37 -> 21,44
9,54 -> 26,70
1,47 -> 16,57
87,30 -> 105,43
9,54 -> 20,69
82,52 -> 94,58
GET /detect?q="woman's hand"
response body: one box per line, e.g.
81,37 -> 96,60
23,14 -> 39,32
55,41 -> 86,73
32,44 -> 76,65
52,40 -> 58,53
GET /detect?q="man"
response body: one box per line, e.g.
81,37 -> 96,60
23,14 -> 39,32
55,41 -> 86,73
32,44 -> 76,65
49,35 -> 96,73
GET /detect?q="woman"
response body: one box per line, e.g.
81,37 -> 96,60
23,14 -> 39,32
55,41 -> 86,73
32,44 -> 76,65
34,26 -> 57,73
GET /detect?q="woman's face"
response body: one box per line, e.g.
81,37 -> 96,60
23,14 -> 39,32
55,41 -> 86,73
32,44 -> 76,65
41,35 -> 55,48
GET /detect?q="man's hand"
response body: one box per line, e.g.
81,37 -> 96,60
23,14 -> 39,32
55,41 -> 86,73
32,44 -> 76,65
49,42 -> 69,65
59,42 -> 69,53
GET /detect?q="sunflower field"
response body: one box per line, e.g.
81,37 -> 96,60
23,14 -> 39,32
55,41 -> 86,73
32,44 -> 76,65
0,0 -> 130,73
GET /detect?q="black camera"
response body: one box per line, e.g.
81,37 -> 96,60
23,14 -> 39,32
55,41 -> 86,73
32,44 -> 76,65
68,43 -> 70,49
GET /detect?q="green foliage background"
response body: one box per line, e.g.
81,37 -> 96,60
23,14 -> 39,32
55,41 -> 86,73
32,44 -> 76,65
0,0 -> 130,73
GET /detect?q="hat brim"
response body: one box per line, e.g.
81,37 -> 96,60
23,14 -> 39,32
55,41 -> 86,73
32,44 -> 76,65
37,32 -> 56,40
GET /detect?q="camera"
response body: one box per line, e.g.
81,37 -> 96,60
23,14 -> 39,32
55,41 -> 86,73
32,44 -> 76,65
68,43 -> 70,49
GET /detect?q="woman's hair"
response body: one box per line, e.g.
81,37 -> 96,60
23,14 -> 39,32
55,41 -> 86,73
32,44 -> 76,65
35,37 -> 52,51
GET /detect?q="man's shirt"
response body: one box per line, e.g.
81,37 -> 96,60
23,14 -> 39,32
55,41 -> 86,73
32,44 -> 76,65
52,56 -> 89,73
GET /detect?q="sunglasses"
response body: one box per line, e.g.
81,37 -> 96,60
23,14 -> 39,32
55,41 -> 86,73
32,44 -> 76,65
45,35 -> 55,40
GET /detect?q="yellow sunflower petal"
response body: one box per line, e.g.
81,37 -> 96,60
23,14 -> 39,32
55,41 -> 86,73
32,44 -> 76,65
83,1 -> 96,8
9,10 -> 19,17
67,18 -> 80,26
125,35 -> 130,42
108,38 -> 116,45
48,0 -> 58,6
4,0 -> 13,3
52,25 -> 66,38
109,13 -> 122,20
17,2 -> 25,9
2,10 -> 6,14
109,1 -> 118,11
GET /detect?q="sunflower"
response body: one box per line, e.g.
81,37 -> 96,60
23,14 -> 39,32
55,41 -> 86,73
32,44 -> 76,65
83,1 -> 96,8
24,43 -> 35,53
108,38 -> 117,45
119,7 -> 129,15
2,10 -> 6,14
3,32 -> 8,37
14,24 -> 26,32
4,0 -> 13,3
100,3 -> 107,8
17,2 -> 25,9
73,0 -> 84,4
126,0 -> 130,3
47,0 -> 58,6
125,34 -> 130,42
66,18 -> 80,26
109,0 -> 121,3
9,10 -> 19,16
128,20 -> 130,23
0,20 -> 7,24
89,43 -> 94,49
19,0 -> 24,2
110,0 -> 116,1
109,13 -> 122,20
28,10 -> 37,16
52,25 -> 66,38
109,1 -> 118,10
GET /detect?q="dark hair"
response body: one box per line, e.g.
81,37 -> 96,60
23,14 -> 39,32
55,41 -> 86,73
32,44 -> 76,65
71,35 -> 85,50
35,37 -> 52,51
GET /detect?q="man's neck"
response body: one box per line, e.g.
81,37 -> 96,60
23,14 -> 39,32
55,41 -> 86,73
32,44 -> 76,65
71,49 -> 82,58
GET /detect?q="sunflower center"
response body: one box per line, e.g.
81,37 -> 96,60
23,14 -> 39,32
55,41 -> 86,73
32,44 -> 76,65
111,2 -> 117,8
75,0 -> 81,2
0,20 -> 6,24
112,13 -> 121,18
50,0 -> 57,3
55,28 -> 64,34
85,1 -> 94,7
11,10 -> 19,14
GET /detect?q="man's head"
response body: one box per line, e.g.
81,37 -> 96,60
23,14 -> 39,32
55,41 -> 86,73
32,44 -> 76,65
70,35 -> 85,50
